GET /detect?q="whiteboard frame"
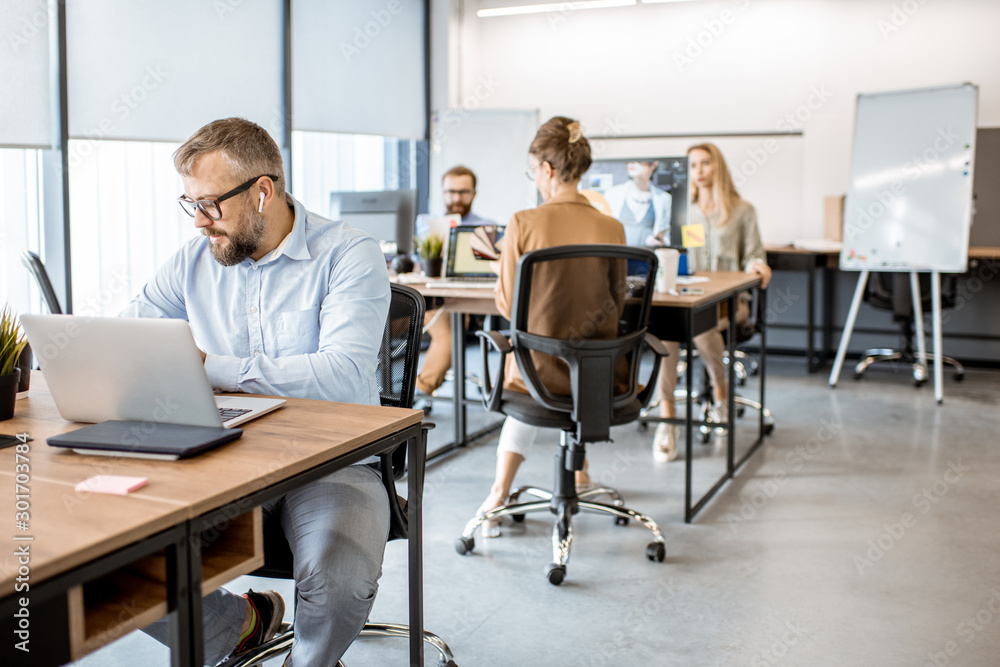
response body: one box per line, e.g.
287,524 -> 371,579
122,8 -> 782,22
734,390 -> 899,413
839,83 -> 979,274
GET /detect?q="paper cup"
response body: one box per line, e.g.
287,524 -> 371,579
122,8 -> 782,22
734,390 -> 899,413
654,248 -> 679,294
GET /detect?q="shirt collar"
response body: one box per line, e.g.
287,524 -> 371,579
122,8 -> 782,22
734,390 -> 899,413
258,194 -> 311,264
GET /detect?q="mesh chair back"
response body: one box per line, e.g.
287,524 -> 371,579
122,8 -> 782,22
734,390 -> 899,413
377,283 -> 425,410
20,250 -> 63,314
509,244 -> 657,442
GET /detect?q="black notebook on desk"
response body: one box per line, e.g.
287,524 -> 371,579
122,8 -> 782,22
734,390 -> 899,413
47,421 -> 243,460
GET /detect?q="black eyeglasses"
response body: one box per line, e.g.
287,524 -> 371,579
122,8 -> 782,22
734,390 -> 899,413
177,174 -> 278,220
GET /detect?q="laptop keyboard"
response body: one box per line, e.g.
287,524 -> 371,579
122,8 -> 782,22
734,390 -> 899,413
218,407 -> 253,422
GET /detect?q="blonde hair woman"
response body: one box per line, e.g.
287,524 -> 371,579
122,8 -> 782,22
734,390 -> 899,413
652,143 -> 772,462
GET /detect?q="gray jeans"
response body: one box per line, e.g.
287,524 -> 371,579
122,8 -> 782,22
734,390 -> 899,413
144,464 -> 390,666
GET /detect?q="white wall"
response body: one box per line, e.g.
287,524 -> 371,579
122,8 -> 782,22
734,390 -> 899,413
449,0 -> 1000,240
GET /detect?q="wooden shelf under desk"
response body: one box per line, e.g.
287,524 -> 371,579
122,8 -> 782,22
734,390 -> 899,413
66,507 -> 263,660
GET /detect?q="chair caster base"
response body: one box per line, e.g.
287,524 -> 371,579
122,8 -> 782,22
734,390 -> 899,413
646,542 -> 666,562
546,563 -> 566,585
455,536 -> 474,555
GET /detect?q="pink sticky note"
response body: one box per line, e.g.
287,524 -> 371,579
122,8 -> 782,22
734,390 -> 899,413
75,475 -> 148,496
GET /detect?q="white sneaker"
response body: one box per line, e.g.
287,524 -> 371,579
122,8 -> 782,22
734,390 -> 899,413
709,402 -> 729,432
652,423 -> 677,463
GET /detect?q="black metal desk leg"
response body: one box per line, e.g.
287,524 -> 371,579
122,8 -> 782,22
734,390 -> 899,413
727,295 -> 736,476
167,526 -> 203,667
807,260 -> 817,372
451,311 -> 467,447
408,432 -> 426,667
760,287 -> 767,442
684,316 -> 694,524
822,265 -> 835,368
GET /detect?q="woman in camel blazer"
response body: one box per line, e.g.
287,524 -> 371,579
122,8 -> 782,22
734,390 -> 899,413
477,116 -> 626,537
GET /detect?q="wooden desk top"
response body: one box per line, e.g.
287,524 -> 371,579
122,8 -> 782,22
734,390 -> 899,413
0,377 -> 422,595
409,271 -> 760,312
765,243 -> 1000,261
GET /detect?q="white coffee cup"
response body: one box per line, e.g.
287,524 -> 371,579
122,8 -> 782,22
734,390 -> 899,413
654,248 -> 679,294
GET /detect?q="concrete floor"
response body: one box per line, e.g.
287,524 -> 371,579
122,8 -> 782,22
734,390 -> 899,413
75,356 -> 1000,666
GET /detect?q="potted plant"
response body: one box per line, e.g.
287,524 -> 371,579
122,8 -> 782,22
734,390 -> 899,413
0,306 -> 28,420
416,234 -> 445,278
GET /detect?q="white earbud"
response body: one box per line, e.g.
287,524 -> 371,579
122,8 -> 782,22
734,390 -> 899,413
258,191 -> 265,213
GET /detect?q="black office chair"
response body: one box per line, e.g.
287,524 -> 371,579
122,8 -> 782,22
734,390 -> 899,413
454,245 -> 670,585
853,272 -> 964,385
20,250 -> 63,314
228,283 -> 457,667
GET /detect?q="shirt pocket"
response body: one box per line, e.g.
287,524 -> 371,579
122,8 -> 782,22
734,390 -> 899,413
275,308 -> 320,356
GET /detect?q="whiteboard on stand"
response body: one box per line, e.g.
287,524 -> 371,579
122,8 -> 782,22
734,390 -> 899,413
840,84 -> 978,273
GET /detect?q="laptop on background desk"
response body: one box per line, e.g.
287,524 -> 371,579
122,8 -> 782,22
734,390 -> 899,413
21,315 -> 285,436
425,224 -> 504,289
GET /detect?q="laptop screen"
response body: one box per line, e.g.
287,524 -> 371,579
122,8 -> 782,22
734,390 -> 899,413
446,225 -> 505,278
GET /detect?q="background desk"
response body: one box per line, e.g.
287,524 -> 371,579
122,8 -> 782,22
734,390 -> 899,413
414,272 -> 767,523
763,244 -> 1000,370
0,376 -> 424,666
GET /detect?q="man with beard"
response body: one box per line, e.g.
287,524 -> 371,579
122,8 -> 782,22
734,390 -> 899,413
123,117 -> 390,666
414,165 -> 495,397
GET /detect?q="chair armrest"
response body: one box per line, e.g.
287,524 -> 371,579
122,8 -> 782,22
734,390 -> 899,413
477,330 -> 512,413
637,332 -> 670,407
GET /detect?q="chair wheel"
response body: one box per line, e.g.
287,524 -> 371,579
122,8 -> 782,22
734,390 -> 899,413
700,428 -> 711,444
546,563 -> 566,585
646,542 -> 666,562
454,536 -> 475,555
419,400 -> 433,416
954,372 -> 964,382
511,513 -> 525,523
637,421 -> 648,432
764,423 -> 775,435
615,516 -> 629,526
736,405 -> 746,418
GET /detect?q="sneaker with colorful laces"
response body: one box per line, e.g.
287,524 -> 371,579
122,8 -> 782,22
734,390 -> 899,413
229,589 -> 285,658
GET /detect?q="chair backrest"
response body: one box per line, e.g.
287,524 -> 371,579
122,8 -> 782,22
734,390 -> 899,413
377,283 -> 425,541
865,272 -> 957,319
377,283 -> 425,411
20,250 -> 63,314
509,244 -> 657,444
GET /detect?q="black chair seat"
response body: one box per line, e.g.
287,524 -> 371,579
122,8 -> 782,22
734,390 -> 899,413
498,389 -> 643,431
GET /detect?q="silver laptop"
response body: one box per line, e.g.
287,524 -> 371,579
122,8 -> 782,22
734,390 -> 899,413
425,224 -> 503,289
21,315 -> 285,428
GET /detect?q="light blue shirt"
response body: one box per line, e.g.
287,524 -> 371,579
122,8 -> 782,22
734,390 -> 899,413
122,194 -> 390,406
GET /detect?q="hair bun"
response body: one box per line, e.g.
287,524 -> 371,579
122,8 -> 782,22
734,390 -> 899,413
567,121 -> 583,144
